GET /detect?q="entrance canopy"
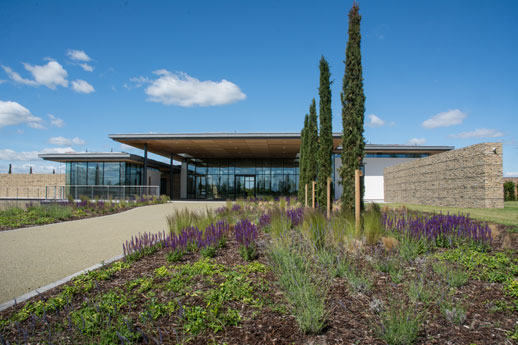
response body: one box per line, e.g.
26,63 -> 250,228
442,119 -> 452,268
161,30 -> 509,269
109,133 -> 342,161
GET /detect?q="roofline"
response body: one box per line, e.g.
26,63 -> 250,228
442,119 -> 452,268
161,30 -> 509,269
364,144 -> 454,152
109,132 -> 316,140
109,133 -> 453,152
39,152 -> 176,170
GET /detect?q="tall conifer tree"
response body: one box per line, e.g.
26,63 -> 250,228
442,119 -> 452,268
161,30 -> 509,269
307,99 -> 319,205
316,56 -> 333,210
340,2 -> 365,212
298,115 -> 309,202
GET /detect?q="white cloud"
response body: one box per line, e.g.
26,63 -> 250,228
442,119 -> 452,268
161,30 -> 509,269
66,49 -> 92,62
49,136 -> 85,146
48,114 -> 64,127
126,76 -> 151,89
422,109 -> 467,129
407,138 -> 427,145
0,147 -> 75,161
79,63 -> 94,72
0,79 -> 6,84
71,79 -> 95,94
0,100 -> 45,129
448,128 -> 504,139
144,70 -> 246,106
2,65 -> 38,86
22,60 -> 68,89
504,172 -> 518,177
366,114 -> 386,127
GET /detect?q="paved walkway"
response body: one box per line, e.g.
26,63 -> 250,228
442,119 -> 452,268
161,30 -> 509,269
0,201 -> 225,304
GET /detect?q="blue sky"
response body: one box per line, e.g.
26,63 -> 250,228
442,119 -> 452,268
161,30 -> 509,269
0,0 -> 517,175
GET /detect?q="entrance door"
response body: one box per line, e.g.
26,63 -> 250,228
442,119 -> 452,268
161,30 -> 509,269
235,175 -> 255,199
195,176 -> 206,199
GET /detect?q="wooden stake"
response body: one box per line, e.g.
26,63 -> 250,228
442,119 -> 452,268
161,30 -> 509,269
312,181 -> 316,209
355,169 -> 362,234
305,183 -> 308,208
327,177 -> 331,219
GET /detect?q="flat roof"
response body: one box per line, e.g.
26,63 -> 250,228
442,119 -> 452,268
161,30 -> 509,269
39,152 -> 177,170
109,132 -> 453,160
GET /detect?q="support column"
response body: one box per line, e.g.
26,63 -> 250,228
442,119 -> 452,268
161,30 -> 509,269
170,153 -> 174,199
143,143 -> 148,188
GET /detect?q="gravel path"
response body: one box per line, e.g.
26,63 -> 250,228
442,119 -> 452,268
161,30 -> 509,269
0,201 -> 225,304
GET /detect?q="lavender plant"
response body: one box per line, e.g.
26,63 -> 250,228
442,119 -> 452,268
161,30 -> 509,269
383,211 -> 492,250
234,219 -> 258,261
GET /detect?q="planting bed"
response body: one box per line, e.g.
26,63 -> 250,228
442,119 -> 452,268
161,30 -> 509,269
0,196 -> 169,231
1,200 -> 517,344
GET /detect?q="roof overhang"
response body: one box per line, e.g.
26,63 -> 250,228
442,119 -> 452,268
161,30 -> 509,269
109,133 -> 341,160
39,152 -> 176,171
108,133 -> 454,161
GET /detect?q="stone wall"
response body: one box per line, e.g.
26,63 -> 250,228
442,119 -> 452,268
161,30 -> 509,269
384,142 -> 503,208
0,174 -> 65,198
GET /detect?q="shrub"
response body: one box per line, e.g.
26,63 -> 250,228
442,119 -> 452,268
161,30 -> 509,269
379,302 -> 422,345
269,245 -> 327,333
302,209 -> 327,251
364,203 -> 383,245
166,209 -> 200,235
504,181 -> 516,201
433,262 -> 469,288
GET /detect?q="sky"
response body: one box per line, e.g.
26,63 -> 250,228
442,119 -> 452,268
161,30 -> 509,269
0,0 -> 517,176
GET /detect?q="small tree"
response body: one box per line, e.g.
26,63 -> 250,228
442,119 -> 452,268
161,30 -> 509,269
306,99 -> 319,205
29,166 -> 32,174
340,2 -> 366,213
316,56 -> 333,210
298,114 -> 309,202
504,181 -> 516,201
8,164 -> 12,174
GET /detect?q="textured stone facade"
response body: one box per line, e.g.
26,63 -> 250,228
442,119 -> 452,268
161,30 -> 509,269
384,143 -> 503,208
0,174 -> 65,198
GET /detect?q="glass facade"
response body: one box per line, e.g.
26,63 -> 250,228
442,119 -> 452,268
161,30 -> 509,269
66,162 -> 160,186
187,158 -> 299,199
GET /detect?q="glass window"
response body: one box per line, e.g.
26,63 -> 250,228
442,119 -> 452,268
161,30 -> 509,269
271,174 -> 283,195
120,163 -> 126,185
196,163 -> 207,175
219,160 -> 229,175
104,162 -> 121,185
234,160 -> 255,174
76,162 -> 87,185
65,162 -> 71,185
87,162 -> 103,185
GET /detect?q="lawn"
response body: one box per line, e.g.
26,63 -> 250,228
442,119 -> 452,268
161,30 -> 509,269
0,195 -> 169,231
385,201 -> 518,227
1,199 -> 517,344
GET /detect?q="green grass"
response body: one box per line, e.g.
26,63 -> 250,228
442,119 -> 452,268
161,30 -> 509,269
385,201 -> 518,226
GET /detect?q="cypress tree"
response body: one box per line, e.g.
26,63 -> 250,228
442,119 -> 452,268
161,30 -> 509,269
340,2 -> 365,213
297,114 -> 309,202
306,99 -> 319,205
316,56 -> 333,210
8,164 -> 12,174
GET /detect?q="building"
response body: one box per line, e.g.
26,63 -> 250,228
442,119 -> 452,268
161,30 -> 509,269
40,133 -> 453,201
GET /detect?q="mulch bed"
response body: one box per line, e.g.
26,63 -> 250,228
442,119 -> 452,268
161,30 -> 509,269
1,230 -> 517,344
